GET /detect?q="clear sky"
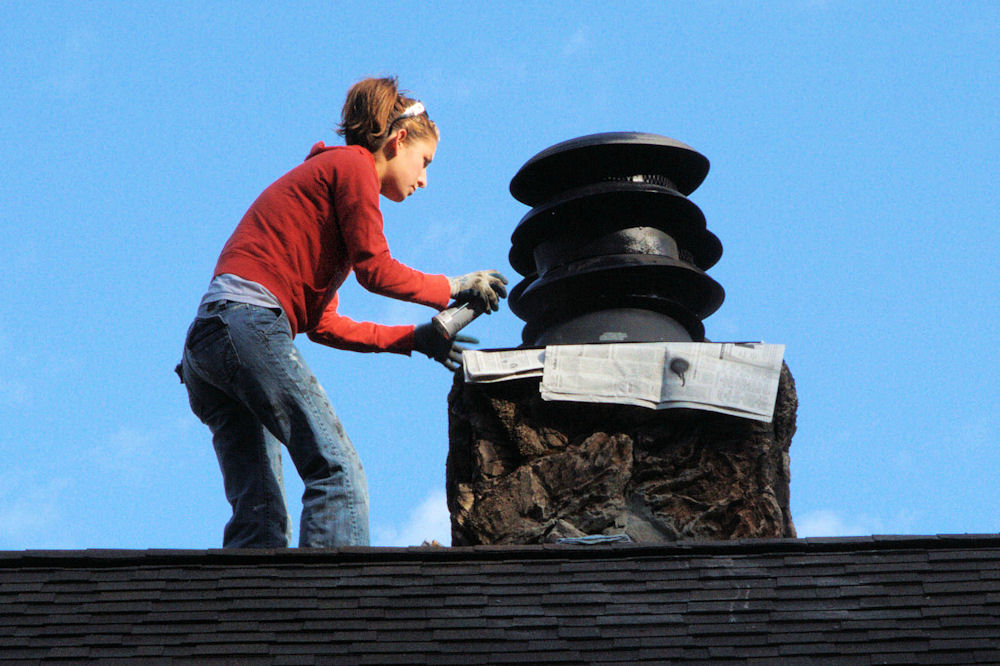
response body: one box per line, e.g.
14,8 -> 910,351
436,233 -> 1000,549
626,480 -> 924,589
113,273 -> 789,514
2,2 -> 998,550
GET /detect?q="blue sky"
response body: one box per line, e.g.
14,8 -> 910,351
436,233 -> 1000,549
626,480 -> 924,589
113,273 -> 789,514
1,2 -> 998,549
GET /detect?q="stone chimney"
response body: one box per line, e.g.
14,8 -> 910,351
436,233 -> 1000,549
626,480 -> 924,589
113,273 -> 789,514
446,133 -> 796,545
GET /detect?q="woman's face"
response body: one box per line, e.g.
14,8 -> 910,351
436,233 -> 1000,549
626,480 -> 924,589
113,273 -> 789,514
381,134 -> 437,202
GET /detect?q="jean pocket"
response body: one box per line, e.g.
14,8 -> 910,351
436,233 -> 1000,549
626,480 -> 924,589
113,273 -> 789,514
185,315 -> 242,383
248,304 -> 288,337
186,315 -> 226,351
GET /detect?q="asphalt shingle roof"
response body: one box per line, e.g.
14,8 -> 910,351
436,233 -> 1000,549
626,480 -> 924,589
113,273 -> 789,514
2,535 -> 999,664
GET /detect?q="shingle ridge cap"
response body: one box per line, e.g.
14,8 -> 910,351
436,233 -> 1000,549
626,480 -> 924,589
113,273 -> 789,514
2,533 -> 1000,568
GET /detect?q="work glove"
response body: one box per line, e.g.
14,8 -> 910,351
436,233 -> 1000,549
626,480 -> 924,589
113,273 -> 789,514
448,270 -> 508,313
413,323 -> 478,372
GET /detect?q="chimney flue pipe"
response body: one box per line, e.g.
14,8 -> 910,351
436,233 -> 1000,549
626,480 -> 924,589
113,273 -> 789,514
507,132 -> 724,346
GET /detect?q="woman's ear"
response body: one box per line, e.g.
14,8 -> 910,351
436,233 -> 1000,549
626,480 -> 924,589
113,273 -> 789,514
384,128 -> 407,158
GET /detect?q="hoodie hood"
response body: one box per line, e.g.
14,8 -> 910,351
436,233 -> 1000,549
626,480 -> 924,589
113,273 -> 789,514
306,141 -> 338,160
305,141 -> 375,162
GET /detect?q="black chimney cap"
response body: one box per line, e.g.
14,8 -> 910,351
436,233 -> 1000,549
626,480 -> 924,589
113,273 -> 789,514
509,132 -> 710,206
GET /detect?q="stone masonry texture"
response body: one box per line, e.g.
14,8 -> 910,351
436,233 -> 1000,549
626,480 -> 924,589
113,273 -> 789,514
447,362 -> 797,545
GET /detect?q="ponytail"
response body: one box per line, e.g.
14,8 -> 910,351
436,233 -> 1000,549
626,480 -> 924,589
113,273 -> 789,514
337,76 -> 438,152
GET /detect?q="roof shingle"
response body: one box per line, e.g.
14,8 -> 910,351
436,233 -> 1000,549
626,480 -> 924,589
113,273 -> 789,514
2,535 -> 1000,663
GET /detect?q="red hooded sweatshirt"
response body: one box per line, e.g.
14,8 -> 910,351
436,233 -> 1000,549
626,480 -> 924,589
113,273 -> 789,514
213,143 -> 451,353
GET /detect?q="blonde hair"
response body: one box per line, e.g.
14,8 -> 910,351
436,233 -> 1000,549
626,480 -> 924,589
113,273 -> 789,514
337,76 -> 438,152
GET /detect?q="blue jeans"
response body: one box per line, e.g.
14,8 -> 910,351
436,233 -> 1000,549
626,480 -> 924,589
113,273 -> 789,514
180,300 -> 369,548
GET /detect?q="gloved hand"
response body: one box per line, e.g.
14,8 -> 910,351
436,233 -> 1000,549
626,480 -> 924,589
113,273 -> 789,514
413,323 -> 479,372
448,270 -> 508,313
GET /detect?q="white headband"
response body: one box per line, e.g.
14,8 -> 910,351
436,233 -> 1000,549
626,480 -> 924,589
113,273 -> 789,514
388,102 -> 426,128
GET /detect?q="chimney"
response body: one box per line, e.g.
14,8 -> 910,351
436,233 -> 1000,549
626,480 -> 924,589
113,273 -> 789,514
447,133 -> 797,545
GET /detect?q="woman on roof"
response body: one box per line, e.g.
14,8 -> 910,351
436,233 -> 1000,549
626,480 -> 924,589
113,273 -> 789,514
178,76 -> 507,549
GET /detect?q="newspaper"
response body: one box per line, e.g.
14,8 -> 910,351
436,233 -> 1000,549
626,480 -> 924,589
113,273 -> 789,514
540,342 -> 784,421
463,348 -> 545,383
463,343 -> 784,422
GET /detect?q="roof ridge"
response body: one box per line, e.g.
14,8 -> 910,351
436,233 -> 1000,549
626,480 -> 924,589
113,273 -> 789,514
3,533 -> 1000,568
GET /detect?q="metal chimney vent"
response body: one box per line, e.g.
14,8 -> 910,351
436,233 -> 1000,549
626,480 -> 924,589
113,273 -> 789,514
507,132 -> 724,346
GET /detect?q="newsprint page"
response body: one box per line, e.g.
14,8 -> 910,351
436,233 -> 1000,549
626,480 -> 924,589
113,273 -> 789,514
463,343 -> 784,422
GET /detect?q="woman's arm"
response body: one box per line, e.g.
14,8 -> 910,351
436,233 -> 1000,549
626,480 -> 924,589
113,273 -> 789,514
307,292 -> 417,353
332,149 -> 451,308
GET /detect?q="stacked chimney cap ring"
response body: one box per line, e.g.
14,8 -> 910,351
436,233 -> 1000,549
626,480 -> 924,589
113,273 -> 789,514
508,132 -> 710,204
506,132 -> 726,347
